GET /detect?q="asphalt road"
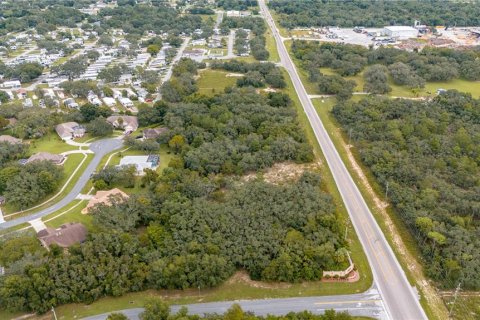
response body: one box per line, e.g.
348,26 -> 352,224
0,138 -> 123,230
82,288 -> 387,320
258,1 -> 426,319
155,37 -> 191,101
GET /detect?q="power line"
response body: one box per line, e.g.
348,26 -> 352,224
449,282 -> 461,318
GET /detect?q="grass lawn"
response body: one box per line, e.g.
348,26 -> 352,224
265,28 -> 280,62
444,296 -> 480,320
197,69 -> 237,95
43,200 -> 95,231
28,133 -> 77,155
0,222 -> 31,237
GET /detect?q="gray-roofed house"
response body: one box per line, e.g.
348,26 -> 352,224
106,115 -> 138,134
37,223 -> 87,249
0,135 -> 22,144
55,122 -> 86,140
143,127 -> 168,140
26,152 -> 66,165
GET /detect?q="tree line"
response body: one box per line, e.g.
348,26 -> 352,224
332,91 -> 480,290
269,0 -> 480,29
291,41 -> 480,95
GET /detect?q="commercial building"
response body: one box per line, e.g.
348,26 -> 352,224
383,26 -> 419,40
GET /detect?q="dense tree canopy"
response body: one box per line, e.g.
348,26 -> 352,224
269,0 -> 480,28
332,92 -> 480,289
291,41 -> 480,91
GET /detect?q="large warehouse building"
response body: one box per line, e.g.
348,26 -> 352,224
383,26 -> 419,40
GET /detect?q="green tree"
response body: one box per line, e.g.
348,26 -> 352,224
87,117 -> 113,137
169,135 -> 186,154
147,44 -> 160,57
363,64 -> 391,94
140,299 -> 170,320
107,313 -> 128,320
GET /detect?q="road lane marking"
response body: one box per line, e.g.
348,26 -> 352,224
314,299 -> 382,305
363,221 -> 397,285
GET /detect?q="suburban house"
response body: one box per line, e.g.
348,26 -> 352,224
106,115 -> 138,134
37,223 -> 87,249
81,188 -> 129,214
119,155 -> 159,175
143,127 -> 168,140
55,122 -> 86,140
0,135 -> 22,144
26,152 -> 66,165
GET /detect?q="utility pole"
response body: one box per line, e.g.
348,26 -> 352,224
348,128 -> 353,145
449,282 -> 461,318
52,306 -> 58,320
385,181 -> 389,199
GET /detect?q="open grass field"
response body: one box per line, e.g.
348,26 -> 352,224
197,69 -> 237,95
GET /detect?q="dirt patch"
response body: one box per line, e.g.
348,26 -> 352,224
226,73 -> 244,77
333,127 -> 448,319
227,270 -> 292,289
243,161 -> 322,185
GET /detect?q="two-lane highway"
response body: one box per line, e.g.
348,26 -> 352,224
83,288 -> 387,320
258,1 -> 426,319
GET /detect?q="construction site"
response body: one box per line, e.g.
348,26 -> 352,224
290,25 -> 480,50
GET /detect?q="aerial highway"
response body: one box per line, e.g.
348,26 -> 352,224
83,289 -> 386,320
0,138 -> 123,230
257,1 -> 426,319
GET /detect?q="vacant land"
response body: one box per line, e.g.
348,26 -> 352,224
197,69 -> 237,95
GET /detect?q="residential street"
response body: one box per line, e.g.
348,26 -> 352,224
257,0 -> 426,319
82,287 -> 387,320
0,138 -> 124,230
